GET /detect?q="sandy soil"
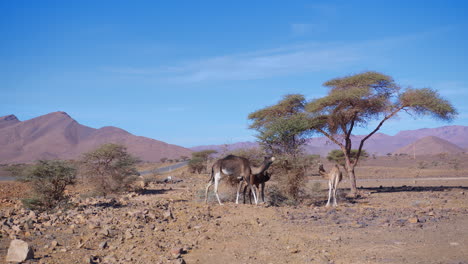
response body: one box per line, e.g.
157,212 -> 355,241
1,167 -> 467,264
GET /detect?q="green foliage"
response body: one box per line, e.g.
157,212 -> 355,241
306,72 -> 399,135
81,143 -> 140,196
189,150 -> 217,174
192,150 -> 217,160
22,160 -> 77,210
249,94 -> 310,156
5,164 -> 33,180
326,149 -> 369,166
399,88 -> 457,121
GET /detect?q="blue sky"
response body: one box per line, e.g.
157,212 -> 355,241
1,0 -> 467,147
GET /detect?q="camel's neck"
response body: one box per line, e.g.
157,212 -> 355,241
252,161 -> 272,175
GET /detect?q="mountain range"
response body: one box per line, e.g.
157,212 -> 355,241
1,112 -> 467,164
0,112 -> 192,164
191,126 -> 468,156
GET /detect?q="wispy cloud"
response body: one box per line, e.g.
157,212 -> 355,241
104,43 -> 363,83
103,32 -> 433,84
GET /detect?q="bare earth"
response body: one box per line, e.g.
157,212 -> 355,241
1,168 -> 468,264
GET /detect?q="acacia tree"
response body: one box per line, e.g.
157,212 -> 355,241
249,71 -> 457,197
306,72 -> 456,196
248,94 -> 311,156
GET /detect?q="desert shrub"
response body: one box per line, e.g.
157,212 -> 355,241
268,154 -> 319,204
448,159 -> 460,170
188,150 -> 217,174
327,149 -> 368,167
417,161 -> 428,169
80,143 -> 140,196
22,160 -> 77,210
5,163 -> 34,181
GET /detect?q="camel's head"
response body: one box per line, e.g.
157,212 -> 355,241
264,156 -> 275,164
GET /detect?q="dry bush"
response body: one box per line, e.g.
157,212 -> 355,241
21,160 -> 77,211
80,144 -> 140,196
268,154 -> 318,205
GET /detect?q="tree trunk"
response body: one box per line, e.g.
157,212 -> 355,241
344,157 -> 358,197
347,166 -> 358,197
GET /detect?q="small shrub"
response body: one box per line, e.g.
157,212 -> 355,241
22,160 -> 77,210
417,161 -> 428,169
80,144 -> 140,196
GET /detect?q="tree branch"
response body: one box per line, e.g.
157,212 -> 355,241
316,128 -> 345,151
354,106 -> 404,165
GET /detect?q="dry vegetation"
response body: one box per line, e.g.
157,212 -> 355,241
1,154 -> 468,264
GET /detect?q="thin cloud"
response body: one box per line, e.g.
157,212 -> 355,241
103,32 -> 435,84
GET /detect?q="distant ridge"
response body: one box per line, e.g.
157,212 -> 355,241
191,125 -> 468,156
0,111 -> 192,164
394,136 -> 465,155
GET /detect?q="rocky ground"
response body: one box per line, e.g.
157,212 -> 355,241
1,171 -> 468,264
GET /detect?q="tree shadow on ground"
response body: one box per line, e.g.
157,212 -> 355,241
308,189 -> 366,207
361,185 -> 468,194
94,200 -> 125,208
137,188 -> 172,195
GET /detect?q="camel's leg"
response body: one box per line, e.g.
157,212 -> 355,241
326,180 -> 332,207
260,182 -> 265,203
205,180 -> 213,203
214,172 -> 223,205
236,180 -> 244,204
333,180 -> 339,207
250,184 -> 258,205
242,185 -> 248,204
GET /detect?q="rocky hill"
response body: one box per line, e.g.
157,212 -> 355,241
0,112 -> 192,164
394,136 -> 465,155
191,125 -> 468,156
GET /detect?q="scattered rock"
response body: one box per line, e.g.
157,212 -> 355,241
174,258 -> 186,264
408,217 -> 419,224
51,240 -> 59,249
171,247 -> 183,258
99,241 -> 108,249
6,239 -> 34,263
163,209 -> 174,220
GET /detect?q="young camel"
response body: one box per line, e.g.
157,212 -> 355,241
318,163 -> 343,207
205,155 -> 275,205
242,171 -> 272,204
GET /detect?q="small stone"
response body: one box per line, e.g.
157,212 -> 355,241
125,230 -> 134,240
171,247 -> 183,258
163,209 -> 173,220
6,239 -> 34,262
51,240 -> 59,248
99,241 -> 108,249
450,242 -> 460,246
408,217 -> 419,224
174,258 -> 186,264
